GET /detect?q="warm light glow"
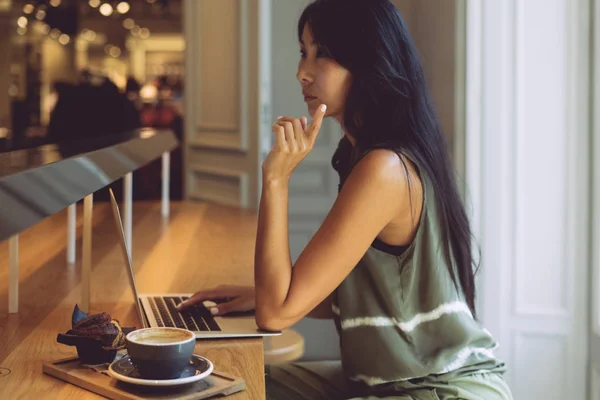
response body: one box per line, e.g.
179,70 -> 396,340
104,44 -> 122,58
109,46 -> 121,58
122,18 -> 134,29
16,26 -> 27,36
139,129 -> 156,139
49,0 -> 61,7
116,2 -> 130,14
140,84 -> 157,101
99,3 -> 113,16
89,0 -> 100,7
23,4 -> 34,14
139,28 -> 150,39
35,9 -> 46,20
131,25 -> 140,36
50,28 -> 60,39
58,34 -> 70,45
82,29 -> 96,41
8,85 -> 19,96
17,17 -> 28,28
40,23 -> 50,34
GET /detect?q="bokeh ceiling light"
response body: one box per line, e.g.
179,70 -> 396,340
23,4 -> 34,14
49,0 -> 61,7
89,0 -> 101,8
139,28 -> 150,39
82,29 -> 96,41
58,34 -> 70,45
116,2 -> 130,14
35,10 -> 46,20
17,16 -> 28,28
122,18 -> 134,29
99,3 -> 113,16
109,46 -> 121,58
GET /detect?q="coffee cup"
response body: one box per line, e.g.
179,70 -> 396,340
125,327 -> 195,380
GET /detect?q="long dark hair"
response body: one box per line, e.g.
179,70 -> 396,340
299,0 -> 479,316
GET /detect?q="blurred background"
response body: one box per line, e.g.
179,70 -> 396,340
0,0 -> 185,200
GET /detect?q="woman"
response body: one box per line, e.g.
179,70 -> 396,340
178,0 -> 513,398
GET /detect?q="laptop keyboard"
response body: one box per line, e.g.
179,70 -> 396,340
148,296 -> 221,332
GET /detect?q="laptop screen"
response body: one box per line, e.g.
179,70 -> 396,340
108,188 -> 147,328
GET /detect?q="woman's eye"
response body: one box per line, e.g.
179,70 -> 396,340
299,48 -> 328,59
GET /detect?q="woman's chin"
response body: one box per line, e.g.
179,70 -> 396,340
306,104 -> 320,117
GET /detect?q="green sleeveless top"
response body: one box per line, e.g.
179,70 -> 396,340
331,142 -> 506,394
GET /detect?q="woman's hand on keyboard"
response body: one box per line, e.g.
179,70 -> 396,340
176,285 -> 255,316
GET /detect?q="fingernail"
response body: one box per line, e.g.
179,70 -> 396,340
320,105 -> 327,112
277,116 -> 283,120
210,307 -> 219,315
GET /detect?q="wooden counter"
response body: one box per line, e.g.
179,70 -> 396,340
0,200 -> 265,399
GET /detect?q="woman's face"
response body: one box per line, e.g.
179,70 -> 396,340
297,24 -> 352,122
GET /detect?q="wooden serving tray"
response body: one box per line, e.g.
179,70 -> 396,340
43,357 -> 246,400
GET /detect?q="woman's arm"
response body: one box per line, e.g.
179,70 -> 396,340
307,293 -> 335,319
254,140 -> 407,331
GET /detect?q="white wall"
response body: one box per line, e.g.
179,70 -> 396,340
393,0 -> 463,170
467,0 -> 590,398
395,0 -> 459,142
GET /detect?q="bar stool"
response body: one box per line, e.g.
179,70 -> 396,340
264,328 -> 305,365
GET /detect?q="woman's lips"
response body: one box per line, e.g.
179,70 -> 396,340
304,96 -> 317,102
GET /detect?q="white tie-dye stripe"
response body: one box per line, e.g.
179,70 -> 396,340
350,367 -> 497,387
438,346 -> 497,374
349,347 -> 498,386
340,301 -> 472,332
331,303 -> 340,316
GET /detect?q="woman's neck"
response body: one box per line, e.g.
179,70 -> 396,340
335,114 -> 356,146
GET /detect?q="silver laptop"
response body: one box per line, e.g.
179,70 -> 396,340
108,188 -> 280,338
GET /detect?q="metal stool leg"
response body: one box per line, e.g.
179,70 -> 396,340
8,235 -> 18,314
123,173 -> 133,259
81,194 -> 93,313
162,152 -> 170,217
67,204 -> 76,264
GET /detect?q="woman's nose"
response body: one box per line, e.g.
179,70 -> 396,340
297,63 -> 313,84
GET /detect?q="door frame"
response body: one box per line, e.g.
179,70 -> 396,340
465,0 -> 591,398
591,0 -> 600,395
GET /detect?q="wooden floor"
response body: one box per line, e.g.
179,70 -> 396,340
0,200 -> 265,399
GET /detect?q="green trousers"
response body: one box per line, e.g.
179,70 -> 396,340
265,362 -> 514,400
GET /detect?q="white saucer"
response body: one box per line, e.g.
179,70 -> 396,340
107,354 -> 214,387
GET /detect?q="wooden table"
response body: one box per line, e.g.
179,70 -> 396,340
0,200 -> 265,399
